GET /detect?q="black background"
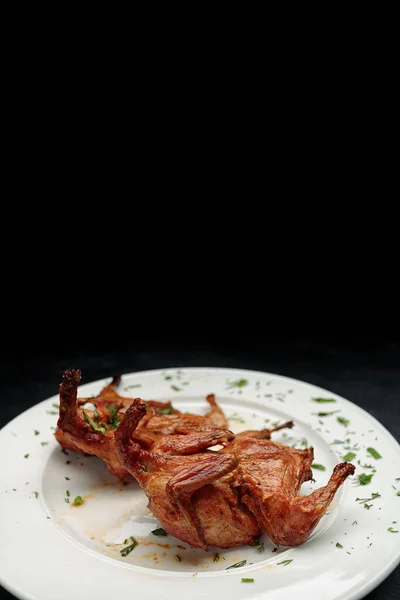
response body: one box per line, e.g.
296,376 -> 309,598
0,334 -> 399,600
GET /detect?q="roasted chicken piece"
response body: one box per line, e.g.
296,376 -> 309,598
114,398 -> 261,550
229,436 -> 355,546
55,369 -> 228,480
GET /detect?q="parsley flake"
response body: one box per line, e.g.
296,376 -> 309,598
312,463 -> 326,471
358,473 -> 373,486
277,559 -> 293,566
312,398 -> 337,403
343,452 -> 356,462
226,560 -> 247,569
151,528 -> 167,536
82,410 -> 106,435
228,379 -> 248,388
120,536 -> 138,556
241,578 -> 254,583
367,447 -> 382,460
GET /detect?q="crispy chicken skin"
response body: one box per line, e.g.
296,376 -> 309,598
57,370 -> 355,549
115,398 -> 261,550
231,437 -> 355,546
55,370 -> 229,480
55,370 -> 132,479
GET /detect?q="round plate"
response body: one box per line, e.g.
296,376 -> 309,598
1,367 -> 399,600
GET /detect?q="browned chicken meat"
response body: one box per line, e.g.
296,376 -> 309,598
226,435 -> 355,546
116,403 -> 355,549
57,369 -> 356,550
114,398 -> 261,550
55,370 -> 228,479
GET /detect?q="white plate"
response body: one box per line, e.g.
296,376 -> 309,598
1,367 -> 399,600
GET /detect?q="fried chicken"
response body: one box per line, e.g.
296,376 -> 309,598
114,398 -> 261,550
55,369 -> 228,479
231,436 -> 355,546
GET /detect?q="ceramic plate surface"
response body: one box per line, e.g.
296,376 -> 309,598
1,368 -> 399,600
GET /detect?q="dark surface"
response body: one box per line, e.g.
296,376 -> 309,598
0,338 -> 399,600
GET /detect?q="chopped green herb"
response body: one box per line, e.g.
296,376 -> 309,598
356,492 -> 381,503
300,438 -> 308,447
171,385 -> 182,392
65,498 -> 70,503
352,521 -> 357,525
277,559 -> 293,566
34,430 -> 40,436
254,540 -> 265,553
82,410 -> 106,435
24,453 -> 29,459
73,496 -> 84,506
388,527 -> 398,533
312,398 -> 336,403
66,490 -> 70,497
123,384 -> 142,389
46,411 -> 58,415
105,404 -> 117,417
175,555 -> 182,562
358,461 -> 374,468
159,407 -> 173,415
330,439 -> 344,445
226,560 -> 247,570
228,379 -> 248,388
358,473 -> 373,486
343,452 -> 356,462
397,491 -> 400,496
314,411 -> 340,417
52,404 -> 60,409
396,478 -> 400,481
33,491 -> 39,499
151,528 -> 167,536
105,404 -> 122,430
120,537 -> 138,556
40,441 -> 48,446
164,376 -> 172,380
364,503 -> 372,509
312,463 -> 326,471
241,578 -> 254,583
213,553 -> 220,562
336,542 -> 343,548
367,447 -> 382,460
337,416 -> 350,427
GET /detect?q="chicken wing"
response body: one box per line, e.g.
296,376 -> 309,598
114,398 -> 261,550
